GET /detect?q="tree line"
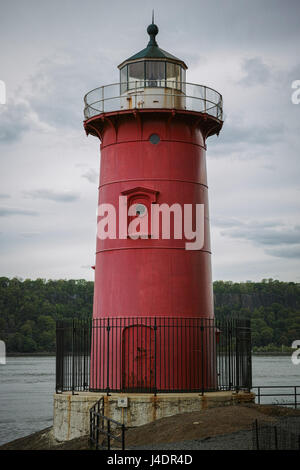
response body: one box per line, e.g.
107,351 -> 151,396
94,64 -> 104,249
0,277 -> 299,353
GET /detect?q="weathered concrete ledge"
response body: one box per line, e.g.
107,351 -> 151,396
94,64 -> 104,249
53,390 -> 255,442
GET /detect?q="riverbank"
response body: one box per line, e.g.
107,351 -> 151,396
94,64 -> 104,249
252,352 -> 292,356
1,404 -> 299,451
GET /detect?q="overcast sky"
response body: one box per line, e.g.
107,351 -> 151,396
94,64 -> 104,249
0,0 -> 300,282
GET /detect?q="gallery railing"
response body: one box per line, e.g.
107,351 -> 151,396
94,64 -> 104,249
84,81 -> 223,120
56,317 -> 251,394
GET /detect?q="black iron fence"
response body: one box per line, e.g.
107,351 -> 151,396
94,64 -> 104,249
252,419 -> 300,450
56,317 -> 251,394
253,386 -> 300,408
90,397 -> 126,450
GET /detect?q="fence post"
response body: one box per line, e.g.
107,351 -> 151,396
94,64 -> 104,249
55,322 -> 58,393
72,319 -> 75,395
154,317 -> 157,396
247,321 -> 252,391
295,386 -> 297,409
274,425 -> 278,450
106,318 -> 110,396
235,321 -> 240,393
56,321 -> 62,393
201,321 -> 204,396
227,322 -> 232,389
255,419 -> 259,450
83,321 -> 86,390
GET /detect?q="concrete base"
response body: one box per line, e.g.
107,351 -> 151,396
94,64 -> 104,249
53,391 -> 255,442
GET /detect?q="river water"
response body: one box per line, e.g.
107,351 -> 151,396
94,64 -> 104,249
0,355 -> 299,446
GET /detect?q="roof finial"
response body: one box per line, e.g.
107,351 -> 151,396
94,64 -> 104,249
147,13 -> 159,47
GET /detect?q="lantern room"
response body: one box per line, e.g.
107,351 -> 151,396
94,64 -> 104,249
118,21 -> 187,109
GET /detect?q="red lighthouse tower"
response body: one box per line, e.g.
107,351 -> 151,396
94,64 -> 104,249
84,21 -> 223,392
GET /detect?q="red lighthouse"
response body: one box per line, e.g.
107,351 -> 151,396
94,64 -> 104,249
84,20 -> 223,392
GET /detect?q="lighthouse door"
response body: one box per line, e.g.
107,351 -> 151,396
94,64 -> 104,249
122,325 -> 155,391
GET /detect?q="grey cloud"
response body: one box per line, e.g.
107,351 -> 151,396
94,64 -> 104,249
283,62 -> 300,84
23,189 -> 79,202
221,223 -> 300,246
265,245 -> 300,259
81,169 -> 98,184
0,193 -> 10,199
0,0 -> 300,282
238,57 -> 271,87
25,52 -> 114,130
0,100 -> 32,143
20,232 -> 41,238
214,218 -> 284,229
250,220 -> 288,229
0,207 -> 39,217
211,217 -> 244,228
213,123 -> 283,148
0,51 -> 114,143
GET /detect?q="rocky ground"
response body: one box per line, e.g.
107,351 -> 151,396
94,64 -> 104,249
0,404 -> 299,451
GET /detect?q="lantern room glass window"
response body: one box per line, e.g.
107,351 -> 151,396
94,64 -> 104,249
145,61 -> 165,87
120,66 -> 128,93
128,62 -> 144,90
166,62 -> 181,89
120,61 -> 185,93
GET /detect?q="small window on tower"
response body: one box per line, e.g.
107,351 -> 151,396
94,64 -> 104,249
149,134 -> 160,144
135,203 -> 147,216
121,186 -> 159,239
128,197 -> 150,238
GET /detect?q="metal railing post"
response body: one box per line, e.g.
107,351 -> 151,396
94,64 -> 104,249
122,423 -> 125,450
89,407 -> 93,448
107,419 -> 111,451
96,411 -> 100,450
